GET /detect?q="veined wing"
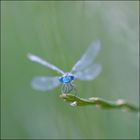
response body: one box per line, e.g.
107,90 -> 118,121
31,76 -> 60,91
71,40 -> 101,73
73,64 -> 101,81
28,53 -> 65,74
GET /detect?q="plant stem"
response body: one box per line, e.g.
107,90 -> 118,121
60,93 -> 139,113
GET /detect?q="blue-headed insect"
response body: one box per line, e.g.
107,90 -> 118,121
28,40 -> 102,95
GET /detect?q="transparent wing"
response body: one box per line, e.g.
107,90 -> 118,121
71,40 -> 101,73
73,64 -> 102,81
31,76 -> 60,91
28,53 -> 65,74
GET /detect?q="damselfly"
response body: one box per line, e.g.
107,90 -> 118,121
28,40 -> 102,95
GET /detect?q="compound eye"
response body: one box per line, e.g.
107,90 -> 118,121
59,77 -> 63,83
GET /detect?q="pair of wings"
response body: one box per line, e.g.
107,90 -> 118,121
28,40 -> 102,91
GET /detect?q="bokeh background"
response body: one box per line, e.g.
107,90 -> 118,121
1,1 -> 139,139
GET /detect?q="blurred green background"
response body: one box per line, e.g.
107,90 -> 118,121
1,1 -> 139,139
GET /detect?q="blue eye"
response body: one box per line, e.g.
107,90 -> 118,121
59,76 -> 74,84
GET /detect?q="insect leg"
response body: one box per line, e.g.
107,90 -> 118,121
61,83 -> 77,95
70,83 -> 77,96
61,84 -> 68,93
73,84 -> 77,96
61,84 -> 65,93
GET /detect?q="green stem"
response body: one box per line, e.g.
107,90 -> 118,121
60,94 -> 139,113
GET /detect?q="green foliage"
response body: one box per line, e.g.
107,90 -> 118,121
1,1 -> 139,139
